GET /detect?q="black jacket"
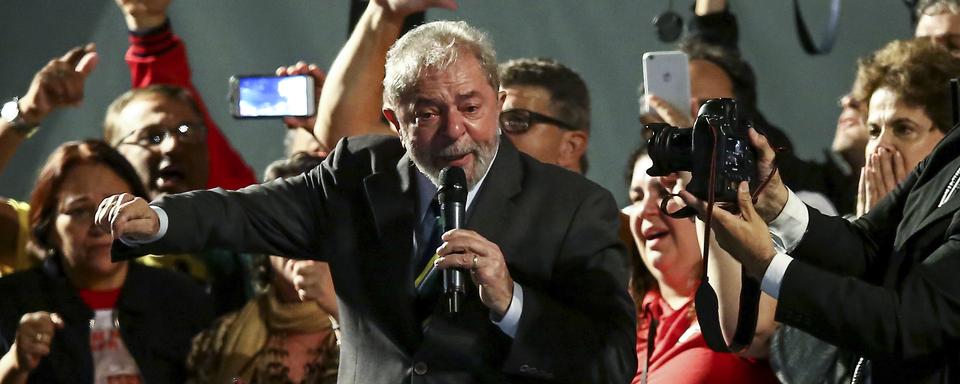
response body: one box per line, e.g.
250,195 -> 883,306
115,135 -> 637,384
778,123 -> 960,383
0,257 -> 213,383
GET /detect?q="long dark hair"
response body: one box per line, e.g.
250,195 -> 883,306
29,139 -> 148,253
624,144 -> 657,309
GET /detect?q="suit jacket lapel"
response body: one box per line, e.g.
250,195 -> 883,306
467,138 -> 523,262
361,153 -> 422,350
363,154 -> 415,240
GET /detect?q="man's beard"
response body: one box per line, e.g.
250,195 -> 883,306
405,133 -> 499,189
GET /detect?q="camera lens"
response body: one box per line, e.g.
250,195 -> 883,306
645,123 -> 693,176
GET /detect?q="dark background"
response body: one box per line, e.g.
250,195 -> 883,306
0,1 -> 913,206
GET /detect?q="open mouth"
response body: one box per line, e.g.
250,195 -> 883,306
439,152 -> 473,167
156,163 -> 186,189
642,227 -> 669,241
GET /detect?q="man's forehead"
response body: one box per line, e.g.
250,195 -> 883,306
117,94 -> 201,129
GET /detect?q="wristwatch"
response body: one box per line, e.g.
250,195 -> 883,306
1,97 -> 39,138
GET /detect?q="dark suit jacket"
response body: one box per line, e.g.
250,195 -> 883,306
0,258 -> 213,383
775,124 -> 960,383
115,135 -> 637,383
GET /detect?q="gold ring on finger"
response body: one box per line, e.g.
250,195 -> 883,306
471,255 -> 479,270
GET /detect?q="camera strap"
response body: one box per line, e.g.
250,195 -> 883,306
793,0 -> 842,55
692,123 -> 766,353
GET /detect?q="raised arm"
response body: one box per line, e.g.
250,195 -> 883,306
115,0 -> 256,190
0,45 -> 97,273
699,220 -> 777,358
313,0 -> 456,149
689,0 -> 739,51
0,45 -> 97,173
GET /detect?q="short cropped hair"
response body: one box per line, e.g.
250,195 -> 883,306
917,0 -> 960,16
383,21 -> 499,109
103,84 -> 203,144
852,38 -> 960,133
499,58 -> 591,132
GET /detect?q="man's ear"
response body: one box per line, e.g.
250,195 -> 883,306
383,109 -> 401,133
498,91 -> 506,110
558,130 -> 589,172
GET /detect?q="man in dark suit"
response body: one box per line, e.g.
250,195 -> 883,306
686,123 -> 960,382
94,19 -> 636,384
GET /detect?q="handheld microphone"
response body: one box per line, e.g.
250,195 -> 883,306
438,166 -> 467,314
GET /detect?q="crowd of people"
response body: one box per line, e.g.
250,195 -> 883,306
1,0 -> 960,383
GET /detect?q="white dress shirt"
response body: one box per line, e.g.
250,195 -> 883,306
761,188 -> 809,299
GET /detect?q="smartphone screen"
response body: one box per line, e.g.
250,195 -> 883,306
229,75 -> 316,118
642,51 -> 691,120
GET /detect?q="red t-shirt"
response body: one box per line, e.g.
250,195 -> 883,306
633,290 -> 778,384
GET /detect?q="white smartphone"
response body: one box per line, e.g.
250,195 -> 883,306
642,51 -> 691,118
229,74 -> 316,118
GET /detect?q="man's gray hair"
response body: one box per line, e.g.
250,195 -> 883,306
917,0 -> 960,16
383,20 -> 499,108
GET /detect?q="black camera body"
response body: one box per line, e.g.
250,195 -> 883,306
646,98 -> 756,202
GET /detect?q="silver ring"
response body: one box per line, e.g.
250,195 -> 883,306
471,255 -> 479,270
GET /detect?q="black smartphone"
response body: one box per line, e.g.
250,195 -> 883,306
228,74 -> 316,119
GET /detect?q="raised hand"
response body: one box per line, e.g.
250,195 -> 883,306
276,61 -> 326,134
646,94 -> 694,128
94,193 -> 160,241
373,0 -> 458,19
115,0 -> 171,30
745,128 -> 789,222
18,44 -> 99,127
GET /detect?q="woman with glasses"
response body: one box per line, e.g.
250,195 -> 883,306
0,140 -> 213,383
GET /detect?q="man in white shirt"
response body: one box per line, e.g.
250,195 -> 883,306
684,124 -> 960,383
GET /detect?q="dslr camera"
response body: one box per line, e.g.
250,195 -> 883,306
645,98 -> 756,204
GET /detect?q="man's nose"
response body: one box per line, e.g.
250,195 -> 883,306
441,110 -> 467,140
158,132 -> 185,154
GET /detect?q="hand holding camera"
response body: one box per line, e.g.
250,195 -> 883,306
645,98 -> 788,221
645,98 -> 787,279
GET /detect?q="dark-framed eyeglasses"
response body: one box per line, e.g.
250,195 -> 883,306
499,108 -> 578,134
113,123 -> 207,148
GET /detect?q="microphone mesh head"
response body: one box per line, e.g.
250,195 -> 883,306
438,166 -> 467,204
